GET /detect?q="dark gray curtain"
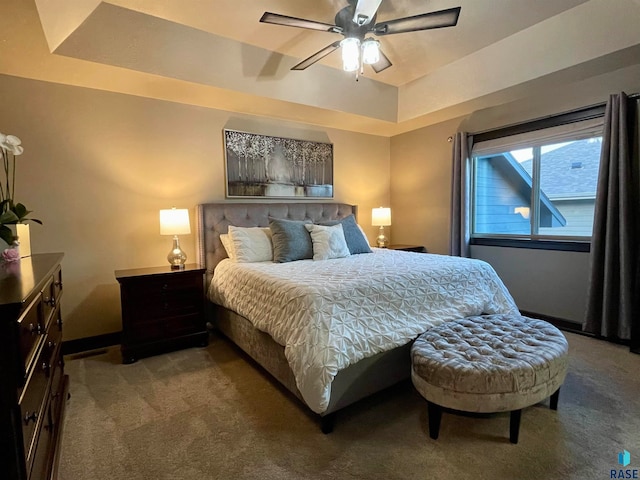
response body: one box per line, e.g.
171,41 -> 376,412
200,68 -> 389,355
584,92 -> 640,353
449,132 -> 471,257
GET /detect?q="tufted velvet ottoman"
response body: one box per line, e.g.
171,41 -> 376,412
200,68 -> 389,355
411,314 -> 569,443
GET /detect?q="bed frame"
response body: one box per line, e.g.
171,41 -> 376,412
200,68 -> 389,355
195,202 -> 412,432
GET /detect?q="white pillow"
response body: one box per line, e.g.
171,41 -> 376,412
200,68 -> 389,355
219,233 -> 235,260
304,223 -> 351,261
227,226 -> 273,263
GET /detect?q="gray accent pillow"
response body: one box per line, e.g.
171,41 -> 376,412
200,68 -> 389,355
269,218 -> 313,263
319,214 -> 372,254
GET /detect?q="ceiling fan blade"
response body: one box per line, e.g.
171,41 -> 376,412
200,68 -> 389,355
371,49 -> 392,73
373,6 -> 461,35
292,41 -> 342,70
353,0 -> 383,25
260,12 -> 338,32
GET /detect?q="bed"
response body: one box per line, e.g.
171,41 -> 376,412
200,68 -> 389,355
196,202 -> 519,432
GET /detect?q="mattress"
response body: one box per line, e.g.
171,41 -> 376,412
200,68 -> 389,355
208,249 -> 519,413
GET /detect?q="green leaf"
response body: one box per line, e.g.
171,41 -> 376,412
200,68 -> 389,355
0,225 -> 14,245
0,210 -> 19,224
13,203 -> 28,220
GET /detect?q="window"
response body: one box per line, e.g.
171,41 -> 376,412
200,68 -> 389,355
471,115 -> 603,242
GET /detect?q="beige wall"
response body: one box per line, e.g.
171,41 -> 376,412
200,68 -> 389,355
0,74 -> 391,341
389,117 -> 463,254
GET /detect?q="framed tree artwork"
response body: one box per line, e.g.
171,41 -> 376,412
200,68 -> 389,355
224,129 -> 334,198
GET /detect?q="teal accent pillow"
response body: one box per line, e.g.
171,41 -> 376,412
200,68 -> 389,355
319,214 -> 372,254
269,218 -> 313,263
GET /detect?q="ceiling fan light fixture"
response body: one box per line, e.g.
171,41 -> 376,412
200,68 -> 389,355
340,37 -> 361,72
362,38 -> 380,65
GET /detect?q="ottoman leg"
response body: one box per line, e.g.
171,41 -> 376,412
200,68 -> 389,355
427,401 -> 442,440
550,388 -> 561,410
509,409 -> 522,444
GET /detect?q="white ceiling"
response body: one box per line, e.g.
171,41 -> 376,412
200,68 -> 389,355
3,0 -> 640,135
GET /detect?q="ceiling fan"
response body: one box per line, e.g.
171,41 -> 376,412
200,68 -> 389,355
260,0 -> 461,76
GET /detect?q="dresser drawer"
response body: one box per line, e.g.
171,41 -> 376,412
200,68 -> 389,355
49,354 -> 65,425
18,295 -> 45,378
45,308 -> 63,360
53,265 -> 63,303
19,340 -> 53,467
41,276 -> 56,329
28,396 -> 54,480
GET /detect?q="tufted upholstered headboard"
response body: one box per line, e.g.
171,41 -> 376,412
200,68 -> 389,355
195,202 -> 357,281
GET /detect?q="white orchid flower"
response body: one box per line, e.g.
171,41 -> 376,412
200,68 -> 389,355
5,135 -> 21,146
0,134 -> 23,154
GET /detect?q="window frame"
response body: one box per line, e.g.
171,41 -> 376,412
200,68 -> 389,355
469,103 -> 605,252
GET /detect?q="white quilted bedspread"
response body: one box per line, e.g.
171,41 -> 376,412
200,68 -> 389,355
208,249 -> 519,413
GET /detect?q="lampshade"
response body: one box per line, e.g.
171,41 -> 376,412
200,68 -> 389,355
362,39 -> 380,65
160,208 -> 191,235
372,207 -> 391,226
341,37 -> 360,72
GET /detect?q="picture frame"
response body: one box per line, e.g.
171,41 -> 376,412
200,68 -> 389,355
224,129 -> 334,198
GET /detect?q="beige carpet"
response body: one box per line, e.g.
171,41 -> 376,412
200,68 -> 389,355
58,331 -> 640,480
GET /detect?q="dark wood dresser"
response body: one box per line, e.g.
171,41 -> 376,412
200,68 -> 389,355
115,264 -> 208,364
0,253 -> 69,480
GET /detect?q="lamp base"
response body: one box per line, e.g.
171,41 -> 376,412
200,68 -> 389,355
167,235 -> 187,269
376,226 -> 388,248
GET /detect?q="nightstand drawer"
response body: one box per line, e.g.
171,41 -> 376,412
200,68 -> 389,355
127,313 -> 204,343
126,274 -> 202,296
126,288 -> 202,318
167,313 -> 205,336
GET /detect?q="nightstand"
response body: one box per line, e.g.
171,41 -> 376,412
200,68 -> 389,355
387,244 -> 428,253
115,264 -> 208,364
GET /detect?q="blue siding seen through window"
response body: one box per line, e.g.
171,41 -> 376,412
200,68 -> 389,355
472,138 -> 601,239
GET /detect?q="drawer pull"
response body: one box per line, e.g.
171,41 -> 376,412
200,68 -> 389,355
42,362 -> 51,377
55,280 -> 63,288
44,296 -> 56,307
23,411 -> 38,425
57,316 -> 63,329
162,284 -> 169,290
48,340 -> 57,350
29,322 -> 43,335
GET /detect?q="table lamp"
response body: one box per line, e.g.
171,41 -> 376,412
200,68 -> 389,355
160,207 -> 191,269
372,207 -> 391,248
